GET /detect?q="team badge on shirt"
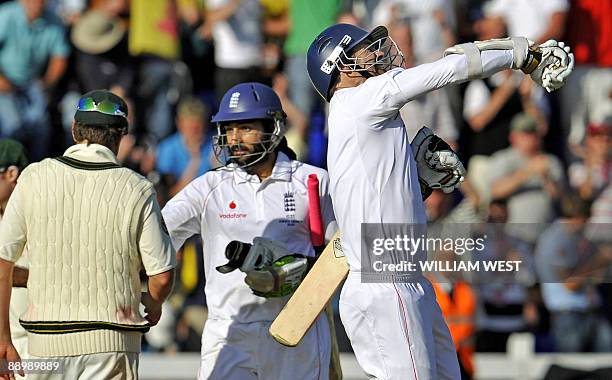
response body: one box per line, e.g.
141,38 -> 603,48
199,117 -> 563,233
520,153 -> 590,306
283,192 -> 295,212
280,192 -> 300,226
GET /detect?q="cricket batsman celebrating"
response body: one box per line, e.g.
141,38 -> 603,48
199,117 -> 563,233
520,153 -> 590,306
306,23 -> 574,379
161,83 -> 337,379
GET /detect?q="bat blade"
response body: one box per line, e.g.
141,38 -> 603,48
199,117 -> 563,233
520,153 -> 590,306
269,231 -> 348,346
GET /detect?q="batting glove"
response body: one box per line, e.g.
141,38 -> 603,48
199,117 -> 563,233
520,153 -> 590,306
522,40 -> 574,93
411,127 -> 466,196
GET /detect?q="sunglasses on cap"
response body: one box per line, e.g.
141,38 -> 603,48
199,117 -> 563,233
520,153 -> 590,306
77,98 -> 127,118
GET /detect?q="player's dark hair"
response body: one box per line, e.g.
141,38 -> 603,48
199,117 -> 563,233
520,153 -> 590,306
73,122 -> 126,148
274,137 -> 297,160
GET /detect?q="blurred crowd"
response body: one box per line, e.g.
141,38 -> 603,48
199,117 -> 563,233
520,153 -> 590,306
0,0 -> 610,372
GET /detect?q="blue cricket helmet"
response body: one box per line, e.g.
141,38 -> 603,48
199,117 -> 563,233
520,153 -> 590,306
211,82 -> 286,124
211,82 -> 288,168
307,24 -> 389,102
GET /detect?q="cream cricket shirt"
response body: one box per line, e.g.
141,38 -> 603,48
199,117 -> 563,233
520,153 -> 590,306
0,143 -> 176,356
162,152 -> 336,323
327,51 -> 514,270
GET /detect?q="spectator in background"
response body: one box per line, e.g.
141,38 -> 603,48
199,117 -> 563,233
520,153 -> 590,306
272,73 -> 308,161
62,0 -> 134,146
475,198 -> 534,353
483,0 -> 568,44
535,193 -> 612,352
0,0 -> 69,160
372,0 -> 456,64
283,0 -> 340,124
47,0 -> 86,25
569,122 -> 611,201
202,0 -> 265,103
372,0 -> 460,159
130,0 -> 180,141
489,113 -> 564,246
562,0 -> 612,161
431,276 -> 477,380
156,96 -> 214,197
386,19 -> 458,147
71,0 -> 132,98
460,10 -> 548,201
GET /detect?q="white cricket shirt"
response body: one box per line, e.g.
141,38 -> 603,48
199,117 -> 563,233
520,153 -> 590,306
327,52 -> 514,270
162,152 -> 336,323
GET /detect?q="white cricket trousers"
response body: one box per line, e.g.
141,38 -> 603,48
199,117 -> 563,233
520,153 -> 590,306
198,318 -> 330,380
340,272 -> 460,380
27,352 -> 138,380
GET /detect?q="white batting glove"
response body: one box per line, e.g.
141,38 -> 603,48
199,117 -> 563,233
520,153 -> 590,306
526,40 -> 574,93
427,150 -> 466,193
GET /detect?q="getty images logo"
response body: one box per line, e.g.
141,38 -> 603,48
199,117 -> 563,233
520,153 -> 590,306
229,92 -> 240,108
219,200 -> 247,219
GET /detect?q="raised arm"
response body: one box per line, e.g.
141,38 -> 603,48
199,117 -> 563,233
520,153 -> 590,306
388,37 -> 573,113
390,50 -> 514,105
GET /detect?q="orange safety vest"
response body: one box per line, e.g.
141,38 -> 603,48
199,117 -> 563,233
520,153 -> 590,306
432,281 -> 476,376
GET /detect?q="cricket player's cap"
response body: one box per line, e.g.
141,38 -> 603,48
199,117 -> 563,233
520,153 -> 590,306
0,139 -> 29,172
74,90 -> 129,129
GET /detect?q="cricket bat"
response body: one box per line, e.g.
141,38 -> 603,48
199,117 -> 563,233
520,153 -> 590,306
269,230 -> 348,347
305,174 -> 343,380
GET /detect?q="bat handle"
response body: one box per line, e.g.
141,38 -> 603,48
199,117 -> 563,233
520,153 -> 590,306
307,174 -> 324,248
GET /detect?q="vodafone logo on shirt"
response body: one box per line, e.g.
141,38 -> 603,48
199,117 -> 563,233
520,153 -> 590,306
219,201 -> 248,219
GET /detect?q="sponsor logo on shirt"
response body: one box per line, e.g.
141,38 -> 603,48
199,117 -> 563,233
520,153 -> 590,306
219,213 -> 248,219
219,200 -> 247,219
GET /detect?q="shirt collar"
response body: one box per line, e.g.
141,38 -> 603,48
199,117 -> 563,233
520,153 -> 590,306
232,152 -> 293,184
63,143 -> 120,165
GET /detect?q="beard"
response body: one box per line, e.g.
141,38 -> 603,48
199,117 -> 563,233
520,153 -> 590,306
229,142 -> 267,167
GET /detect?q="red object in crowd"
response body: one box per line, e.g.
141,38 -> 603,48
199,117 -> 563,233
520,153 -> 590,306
565,0 -> 612,66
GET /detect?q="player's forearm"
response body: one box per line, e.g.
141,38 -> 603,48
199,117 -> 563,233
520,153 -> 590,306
490,169 -> 530,199
147,269 -> 175,304
541,177 -> 561,199
468,77 -> 516,131
169,159 -> 201,197
0,260 -> 14,341
0,73 -> 14,93
279,96 -> 307,139
12,267 -> 28,288
395,50 -> 513,103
